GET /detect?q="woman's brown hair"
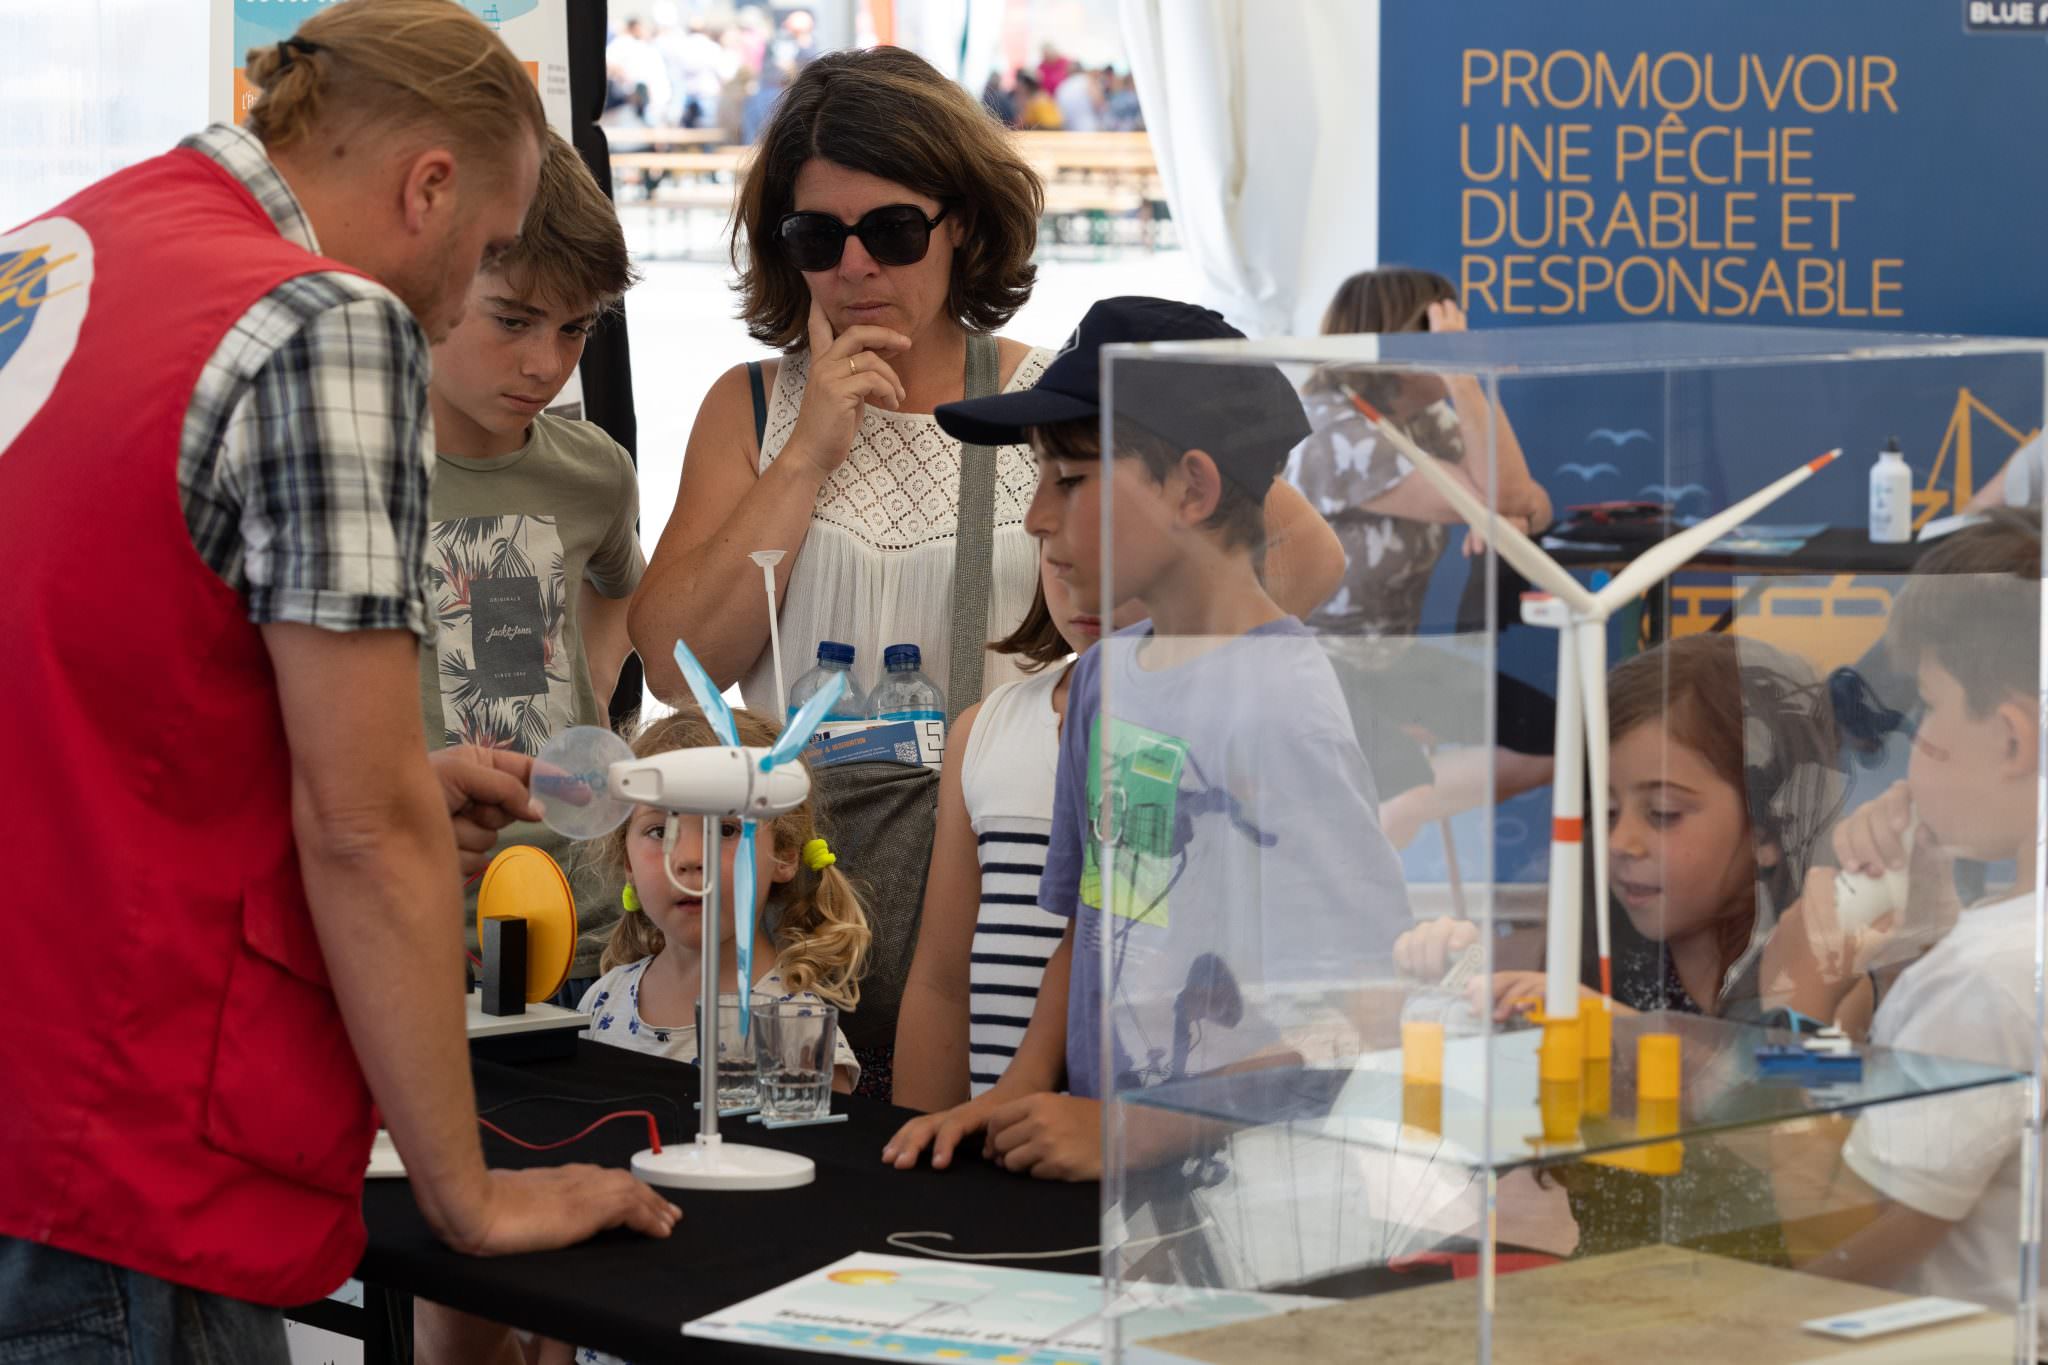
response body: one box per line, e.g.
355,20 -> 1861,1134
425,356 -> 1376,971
589,708 -> 871,1008
1320,267 -> 1458,338
1608,632 -> 1841,974
242,0 -> 546,165
731,46 -> 1044,349
1306,267 -> 1459,398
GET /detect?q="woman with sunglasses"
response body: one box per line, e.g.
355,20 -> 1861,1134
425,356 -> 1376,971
631,46 -> 1344,713
629,46 -> 1050,712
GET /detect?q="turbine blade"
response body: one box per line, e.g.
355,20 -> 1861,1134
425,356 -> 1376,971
1597,450 -> 1841,608
671,639 -> 739,748
1347,390 -> 1595,614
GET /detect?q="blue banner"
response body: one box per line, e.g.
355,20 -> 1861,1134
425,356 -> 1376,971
1376,2 -> 2048,885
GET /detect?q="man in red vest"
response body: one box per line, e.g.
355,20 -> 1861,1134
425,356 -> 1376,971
0,2 -> 676,1357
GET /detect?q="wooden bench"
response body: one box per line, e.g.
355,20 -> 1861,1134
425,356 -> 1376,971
601,125 -> 731,149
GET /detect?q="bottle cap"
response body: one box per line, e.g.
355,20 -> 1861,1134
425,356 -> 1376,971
1882,435 -> 1903,458
817,640 -> 855,665
884,643 -> 922,671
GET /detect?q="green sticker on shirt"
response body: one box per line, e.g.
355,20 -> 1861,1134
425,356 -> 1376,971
1082,715 -> 1189,926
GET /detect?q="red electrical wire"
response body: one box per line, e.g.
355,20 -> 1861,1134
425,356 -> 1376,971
478,1110 -> 663,1156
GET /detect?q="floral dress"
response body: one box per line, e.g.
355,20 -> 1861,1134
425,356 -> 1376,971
1284,391 -> 1466,638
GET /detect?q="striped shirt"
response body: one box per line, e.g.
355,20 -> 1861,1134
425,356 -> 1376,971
962,665 -> 1071,1095
175,123 -> 435,638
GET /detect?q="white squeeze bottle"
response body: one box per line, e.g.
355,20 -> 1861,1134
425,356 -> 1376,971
1832,823 -> 1916,936
867,643 -> 947,768
1869,436 -> 1911,544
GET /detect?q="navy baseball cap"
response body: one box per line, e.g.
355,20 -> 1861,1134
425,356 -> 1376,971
935,296 -> 1310,491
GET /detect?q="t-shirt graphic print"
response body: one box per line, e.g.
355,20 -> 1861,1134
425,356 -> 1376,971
427,513 -> 573,753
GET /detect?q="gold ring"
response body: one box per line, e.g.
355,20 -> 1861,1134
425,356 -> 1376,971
848,356 -> 858,376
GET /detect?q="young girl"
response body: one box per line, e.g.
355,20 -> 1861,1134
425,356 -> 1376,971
1396,631 -> 1842,1018
578,706 -> 868,1086
416,708 -> 869,1365
890,557 -> 1145,1111
1396,632 -> 1841,1265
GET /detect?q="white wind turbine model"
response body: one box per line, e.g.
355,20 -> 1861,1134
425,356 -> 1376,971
1348,390 -> 1840,1019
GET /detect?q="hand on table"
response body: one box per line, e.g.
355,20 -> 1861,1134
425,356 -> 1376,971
786,296 -> 911,480
1393,915 -> 1480,981
429,746 -> 544,877
882,1095 -> 996,1172
983,1094 -> 1102,1182
448,1165 -> 679,1257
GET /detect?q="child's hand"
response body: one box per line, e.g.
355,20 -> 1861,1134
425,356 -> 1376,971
1394,916 -> 1480,981
1833,780 -> 1915,879
983,1094 -> 1102,1181
1795,825 -> 1961,981
882,1096 -> 995,1171
1483,970 -> 1549,1022
1476,971 -> 1620,1023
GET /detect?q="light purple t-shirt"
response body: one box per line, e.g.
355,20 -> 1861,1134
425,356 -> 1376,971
1039,617 -> 1410,1100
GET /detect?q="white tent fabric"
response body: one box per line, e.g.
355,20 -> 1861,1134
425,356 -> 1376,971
1117,0 -> 1381,338
891,0 -> 1009,98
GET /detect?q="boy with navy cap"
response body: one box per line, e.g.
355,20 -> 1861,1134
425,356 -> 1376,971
883,297 -> 1411,1181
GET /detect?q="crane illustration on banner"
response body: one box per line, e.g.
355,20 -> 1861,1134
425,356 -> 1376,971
1911,387 -> 2040,531
528,640 -> 845,1190
1347,389 -> 1841,1020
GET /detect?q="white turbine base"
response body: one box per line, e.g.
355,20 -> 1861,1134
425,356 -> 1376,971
631,1136 -> 815,1190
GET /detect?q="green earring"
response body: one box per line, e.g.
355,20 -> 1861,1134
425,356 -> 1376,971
621,883 -> 642,913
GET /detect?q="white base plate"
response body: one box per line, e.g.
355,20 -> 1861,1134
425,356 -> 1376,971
465,990 -> 589,1039
631,1139 -> 814,1190
366,1130 -> 406,1179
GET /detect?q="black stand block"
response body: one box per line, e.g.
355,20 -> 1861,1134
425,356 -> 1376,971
481,916 -> 527,1017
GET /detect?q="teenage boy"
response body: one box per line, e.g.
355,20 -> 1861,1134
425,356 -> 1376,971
424,132 -> 644,983
1764,508 -> 2042,1327
883,297 -> 1411,1180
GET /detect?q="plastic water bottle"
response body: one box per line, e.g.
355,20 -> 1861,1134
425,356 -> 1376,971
786,641 -> 866,723
867,643 -> 946,767
1869,436 -> 1911,544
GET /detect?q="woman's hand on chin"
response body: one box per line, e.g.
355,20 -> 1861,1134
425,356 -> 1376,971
786,296 -> 912,480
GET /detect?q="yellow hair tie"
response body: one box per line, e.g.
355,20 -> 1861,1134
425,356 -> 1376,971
802,838 -> 836,872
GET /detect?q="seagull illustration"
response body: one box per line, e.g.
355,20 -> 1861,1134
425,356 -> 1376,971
1557,462 -> 1619,481
1640,483 -> 1711,503
1588,428 -> 1652,446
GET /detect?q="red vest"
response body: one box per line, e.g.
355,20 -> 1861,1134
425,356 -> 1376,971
0,148 -> 378,1305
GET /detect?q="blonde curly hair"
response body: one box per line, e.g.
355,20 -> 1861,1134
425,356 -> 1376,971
586,708 -> 869,1009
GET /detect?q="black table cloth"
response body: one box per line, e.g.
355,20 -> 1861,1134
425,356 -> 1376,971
359,1043 -> 1099,1363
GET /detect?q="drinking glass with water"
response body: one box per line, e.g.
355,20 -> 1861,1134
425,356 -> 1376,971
751,999 -> 839,1122
697,992 -> 772,1113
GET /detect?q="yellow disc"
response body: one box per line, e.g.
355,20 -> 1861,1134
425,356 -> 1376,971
475,845 -> 577,1003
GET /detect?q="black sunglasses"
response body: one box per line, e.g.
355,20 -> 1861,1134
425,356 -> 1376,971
776,204 -> 951,272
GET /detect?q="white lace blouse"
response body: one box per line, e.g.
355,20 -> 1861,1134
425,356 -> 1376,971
738,344 -> 1054,717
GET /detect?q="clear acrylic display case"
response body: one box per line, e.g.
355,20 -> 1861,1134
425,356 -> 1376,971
1087,324 -> 2048,1362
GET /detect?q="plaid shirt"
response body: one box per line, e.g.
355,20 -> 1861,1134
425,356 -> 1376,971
176,123 -> 433,637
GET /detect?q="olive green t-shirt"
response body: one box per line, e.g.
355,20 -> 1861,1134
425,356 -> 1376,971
422,412 -> 644,977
